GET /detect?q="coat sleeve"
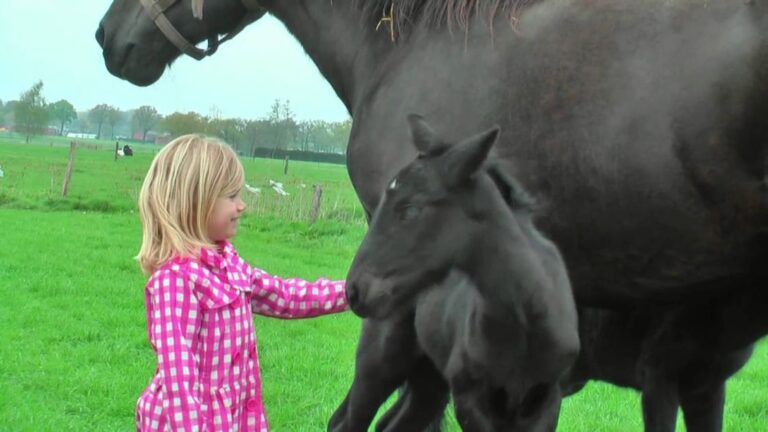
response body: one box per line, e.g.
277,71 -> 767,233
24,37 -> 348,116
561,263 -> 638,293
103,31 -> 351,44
249,266 -> 348,318
147,271 -> 203,431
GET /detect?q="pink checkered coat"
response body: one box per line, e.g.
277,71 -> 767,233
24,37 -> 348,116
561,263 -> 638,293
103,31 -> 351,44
136,241 -> 348,431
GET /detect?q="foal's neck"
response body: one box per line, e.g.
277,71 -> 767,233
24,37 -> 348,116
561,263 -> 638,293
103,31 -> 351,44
463,215 -> 548,321
266,0 -> 394,115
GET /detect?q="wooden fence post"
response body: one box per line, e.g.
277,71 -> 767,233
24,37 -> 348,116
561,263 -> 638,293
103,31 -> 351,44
284,155 -> 290,175
114,141 -> 120,161
62,141 -> 77,196
310,184 -> 323,224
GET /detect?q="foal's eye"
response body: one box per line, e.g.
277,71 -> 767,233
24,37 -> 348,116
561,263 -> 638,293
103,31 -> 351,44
399,205 -> 421,221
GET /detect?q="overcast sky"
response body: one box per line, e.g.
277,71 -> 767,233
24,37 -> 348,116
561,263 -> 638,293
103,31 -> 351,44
0,1 -> 349,122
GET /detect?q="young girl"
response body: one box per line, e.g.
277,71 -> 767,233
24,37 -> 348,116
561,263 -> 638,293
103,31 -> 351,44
134,135 -> 348,432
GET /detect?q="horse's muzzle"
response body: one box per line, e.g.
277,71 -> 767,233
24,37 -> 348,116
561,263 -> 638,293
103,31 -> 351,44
95,24 -> 106,48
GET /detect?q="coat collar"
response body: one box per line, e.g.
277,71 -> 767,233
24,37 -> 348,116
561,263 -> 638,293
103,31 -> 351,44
199,240 -> 236,270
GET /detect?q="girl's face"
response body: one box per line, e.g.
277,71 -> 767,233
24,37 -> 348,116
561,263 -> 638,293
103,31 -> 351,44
208,189 -> 246,242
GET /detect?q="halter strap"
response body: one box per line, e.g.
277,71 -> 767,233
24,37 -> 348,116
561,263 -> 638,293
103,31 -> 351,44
139,0 -> 265,61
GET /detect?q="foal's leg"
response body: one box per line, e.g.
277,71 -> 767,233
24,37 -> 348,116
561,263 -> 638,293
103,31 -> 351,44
328,317 -> 420,432
453,390 -> 495,432
375,358 -> 450,432
373,390 -> 407,431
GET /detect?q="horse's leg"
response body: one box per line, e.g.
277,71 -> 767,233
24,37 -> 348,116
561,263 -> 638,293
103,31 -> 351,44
640,375 -> 680,432
328,317 -> 419,432
375,358 -> 449,432
639,320 -> 686,432
679,381 -> 725,432
677,344 -> 754,432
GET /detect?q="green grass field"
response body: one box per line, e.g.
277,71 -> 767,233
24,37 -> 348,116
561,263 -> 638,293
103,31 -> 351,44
0,134 -> 766,431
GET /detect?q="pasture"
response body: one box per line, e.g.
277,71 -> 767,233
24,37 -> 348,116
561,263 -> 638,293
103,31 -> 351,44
0,134 -> 766,431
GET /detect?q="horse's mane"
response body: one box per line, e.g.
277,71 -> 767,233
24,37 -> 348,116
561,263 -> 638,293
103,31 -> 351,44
485,163 -> 535,213
356,0 -> 734,37
357,0 -> 546,34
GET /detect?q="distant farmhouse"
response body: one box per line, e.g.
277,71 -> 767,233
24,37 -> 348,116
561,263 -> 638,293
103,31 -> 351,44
1,125 -> 61,136
66,132 -> 97,139
132,130 -> 171,145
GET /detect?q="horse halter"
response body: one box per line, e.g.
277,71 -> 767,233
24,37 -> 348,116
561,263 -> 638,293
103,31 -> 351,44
139,0 -> 265,60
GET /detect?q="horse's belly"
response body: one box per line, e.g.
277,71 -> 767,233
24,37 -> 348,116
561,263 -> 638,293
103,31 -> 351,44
551,206 -> 757,307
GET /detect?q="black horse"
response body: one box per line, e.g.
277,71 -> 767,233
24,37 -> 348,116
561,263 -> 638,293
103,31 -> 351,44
335,117 -> 756,432
562,301 -> 754,432
330,116 -> 579,431
96,0 -> 768,429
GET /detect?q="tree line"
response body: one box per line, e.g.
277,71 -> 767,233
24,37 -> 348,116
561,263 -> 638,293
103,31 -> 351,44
1,81 -> 351,155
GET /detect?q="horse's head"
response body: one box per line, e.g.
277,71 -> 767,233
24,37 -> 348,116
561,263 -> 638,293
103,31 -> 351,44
96,0 -> 266,86
346,115 -> 554,319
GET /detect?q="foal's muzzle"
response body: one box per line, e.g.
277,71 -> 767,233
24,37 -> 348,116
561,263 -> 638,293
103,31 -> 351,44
345,270 -> 402,320
345,282 -> 362,313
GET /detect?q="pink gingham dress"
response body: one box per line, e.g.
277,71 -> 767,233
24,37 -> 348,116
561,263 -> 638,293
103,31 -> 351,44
135,241 -> 348,432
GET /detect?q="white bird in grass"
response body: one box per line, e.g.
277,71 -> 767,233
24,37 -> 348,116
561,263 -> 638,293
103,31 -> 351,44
269,180 -> 289,196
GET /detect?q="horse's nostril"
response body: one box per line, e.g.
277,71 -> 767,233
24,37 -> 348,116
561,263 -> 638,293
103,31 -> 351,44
95,25 -> 106,47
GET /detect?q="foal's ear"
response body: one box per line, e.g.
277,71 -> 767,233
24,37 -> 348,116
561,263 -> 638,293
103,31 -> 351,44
443,125 -> 500,187
407,114 -> 436,154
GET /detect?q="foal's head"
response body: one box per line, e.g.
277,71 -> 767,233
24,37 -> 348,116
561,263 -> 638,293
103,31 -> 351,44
346,115 -> 563,320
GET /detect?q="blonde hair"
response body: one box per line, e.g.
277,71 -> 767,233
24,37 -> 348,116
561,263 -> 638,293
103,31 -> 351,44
137,134 -> 244,274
